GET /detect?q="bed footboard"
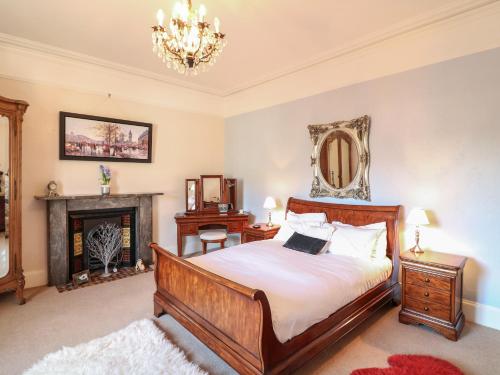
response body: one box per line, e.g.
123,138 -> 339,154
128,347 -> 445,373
151,243 -> 275,375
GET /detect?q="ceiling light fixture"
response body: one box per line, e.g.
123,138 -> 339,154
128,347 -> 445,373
152,0 -> 226,75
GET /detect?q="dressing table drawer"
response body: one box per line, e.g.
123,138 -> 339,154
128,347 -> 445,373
181,224 -> 198,235
227,222 -> 243,233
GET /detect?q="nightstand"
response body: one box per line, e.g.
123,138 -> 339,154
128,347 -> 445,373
399,250 -> 467,341
242,224 -> 280,243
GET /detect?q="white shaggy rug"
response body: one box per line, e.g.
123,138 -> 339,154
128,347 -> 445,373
24,319 -> 207,375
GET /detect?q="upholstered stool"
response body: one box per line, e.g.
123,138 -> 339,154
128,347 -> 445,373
200,231 -> 227,254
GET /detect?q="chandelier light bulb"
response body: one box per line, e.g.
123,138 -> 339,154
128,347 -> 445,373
173,2 -> 182,19
156,9 -> 165,26
180,2 -> 189,22
214,17 -> 220,33
199,4 -> 206,21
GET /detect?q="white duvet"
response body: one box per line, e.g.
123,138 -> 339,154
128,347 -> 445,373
188,239 -> 392,343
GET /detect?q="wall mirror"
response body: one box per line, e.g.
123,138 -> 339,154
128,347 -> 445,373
200,175 -> 223,211
0,115 -> 9,279
309,115 -> 371,200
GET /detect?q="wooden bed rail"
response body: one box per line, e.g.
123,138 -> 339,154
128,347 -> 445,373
150,243 -> 275,374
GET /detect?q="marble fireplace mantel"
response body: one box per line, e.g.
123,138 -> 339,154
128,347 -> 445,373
35,193 -> 163,286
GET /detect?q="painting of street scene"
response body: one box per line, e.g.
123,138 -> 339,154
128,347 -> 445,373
60,113 -> 152,163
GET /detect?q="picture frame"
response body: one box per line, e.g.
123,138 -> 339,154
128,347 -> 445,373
72,269 -> 91,287
59,112 -> 152,163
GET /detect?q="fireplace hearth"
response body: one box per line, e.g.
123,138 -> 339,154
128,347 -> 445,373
35,193 -> 162,286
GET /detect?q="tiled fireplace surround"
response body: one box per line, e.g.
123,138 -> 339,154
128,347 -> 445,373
35,193 -> 162,286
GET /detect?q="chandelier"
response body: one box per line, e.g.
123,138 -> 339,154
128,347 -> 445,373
152,0 -> 226,75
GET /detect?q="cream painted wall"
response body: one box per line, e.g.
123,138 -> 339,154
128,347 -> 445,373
0,77 -> 224,287
225,47 -> 500,311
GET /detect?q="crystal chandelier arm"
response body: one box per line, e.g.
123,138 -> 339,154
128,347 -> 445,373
162,43 -> 185,63
199,43 -> 219,62
192,23 -> 208,60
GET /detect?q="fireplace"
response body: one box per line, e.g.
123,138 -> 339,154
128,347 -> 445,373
68,208 -> 136,276
34,193 -> 162,286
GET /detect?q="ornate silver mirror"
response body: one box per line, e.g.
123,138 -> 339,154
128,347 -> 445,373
309,115 -> 370,200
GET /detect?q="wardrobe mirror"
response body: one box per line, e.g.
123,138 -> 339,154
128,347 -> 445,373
309,116 -> 371,201
0,115 -> 9,279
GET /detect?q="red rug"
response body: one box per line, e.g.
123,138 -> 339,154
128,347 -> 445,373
351,355 -> 463,375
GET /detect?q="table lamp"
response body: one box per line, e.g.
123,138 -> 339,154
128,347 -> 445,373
263,196 -> 277,227
407,207 -> 429,254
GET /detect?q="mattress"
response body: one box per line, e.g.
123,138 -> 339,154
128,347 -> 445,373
188,239 -> 393,343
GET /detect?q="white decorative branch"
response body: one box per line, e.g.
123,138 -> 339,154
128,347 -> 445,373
86,223 -> 122,277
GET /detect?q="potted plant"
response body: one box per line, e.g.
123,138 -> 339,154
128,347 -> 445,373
99,165 -> 111,195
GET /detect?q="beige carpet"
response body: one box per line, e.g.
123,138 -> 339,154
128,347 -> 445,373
0,272 -> 499,375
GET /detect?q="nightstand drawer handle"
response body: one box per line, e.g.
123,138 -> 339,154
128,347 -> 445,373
424,278 -> 430,283
424,306 -> 429,311
424,292 -> 430,297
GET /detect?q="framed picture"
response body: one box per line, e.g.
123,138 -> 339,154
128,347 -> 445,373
59,112 -> 152,163
72,269 -> 91,287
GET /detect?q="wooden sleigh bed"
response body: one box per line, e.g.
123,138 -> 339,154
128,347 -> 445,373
151,198 -> 401,374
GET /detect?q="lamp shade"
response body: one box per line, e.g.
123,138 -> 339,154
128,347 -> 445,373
406,208 -> 429,225
263,196 -> 277,210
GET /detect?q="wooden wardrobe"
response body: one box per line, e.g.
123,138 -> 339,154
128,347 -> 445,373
0,95 -> 28,304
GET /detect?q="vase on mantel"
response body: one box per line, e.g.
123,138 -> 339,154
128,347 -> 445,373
99,165 -> 112,196
100,185 -> 110,196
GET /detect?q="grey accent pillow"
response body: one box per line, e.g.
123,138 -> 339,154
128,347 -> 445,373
283,232 -> 327,255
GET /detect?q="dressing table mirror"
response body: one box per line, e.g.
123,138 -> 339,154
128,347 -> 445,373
200,175 -> 223,211
0,96 -> 28,304
309,115 -> 371,201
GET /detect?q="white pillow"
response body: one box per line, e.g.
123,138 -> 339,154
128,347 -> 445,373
274,221 -> 334,243
332,221 -> 386,230
328,223 -> 385,259
300,223 -> 335,242
274,220 -> 304,242
332,221 -> 387,259
287,211 -> 327,224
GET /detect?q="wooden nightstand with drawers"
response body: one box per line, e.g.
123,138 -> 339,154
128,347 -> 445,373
399,250 -> 467,341
242,224 -> 280,243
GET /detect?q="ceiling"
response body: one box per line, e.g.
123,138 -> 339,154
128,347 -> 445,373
0,0 -> 478,95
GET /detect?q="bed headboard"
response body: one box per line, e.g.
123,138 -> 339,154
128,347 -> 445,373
286,198 -> 401,281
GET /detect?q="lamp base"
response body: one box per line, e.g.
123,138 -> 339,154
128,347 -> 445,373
410,245 -> 425,254
267,212 -> 273,227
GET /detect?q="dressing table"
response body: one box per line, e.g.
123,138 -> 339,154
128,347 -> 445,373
175,175 -> 249,257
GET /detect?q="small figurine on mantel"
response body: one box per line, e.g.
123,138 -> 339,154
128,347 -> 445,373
46,181 -> 59,198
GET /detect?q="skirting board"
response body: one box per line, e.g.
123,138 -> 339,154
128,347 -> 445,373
24,270 -> 48,289
20,270 -> 500,331
463,299 -> 500,331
